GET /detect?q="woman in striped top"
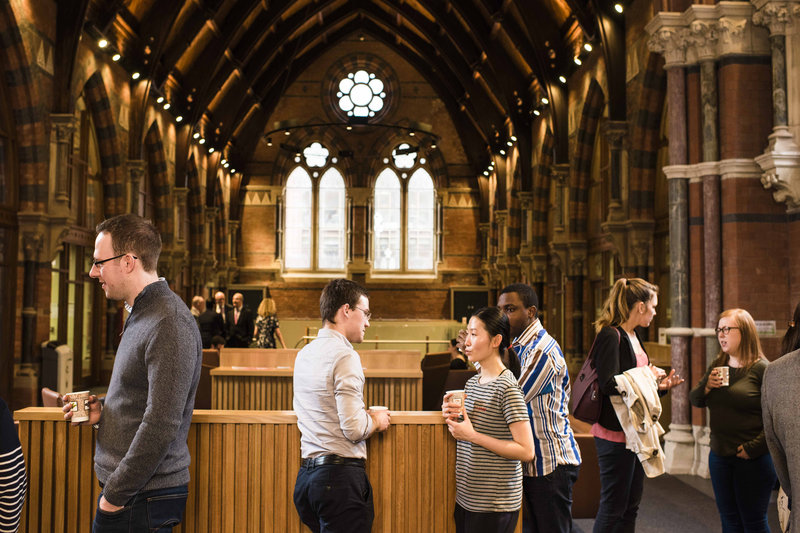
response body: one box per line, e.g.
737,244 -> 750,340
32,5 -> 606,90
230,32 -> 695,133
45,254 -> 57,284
0,397 -> 26,533
442,306 -> 534,533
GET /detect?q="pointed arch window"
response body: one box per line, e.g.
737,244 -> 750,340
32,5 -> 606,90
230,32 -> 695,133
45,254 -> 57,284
372,150 -> 439,274
282,142 -> 347,273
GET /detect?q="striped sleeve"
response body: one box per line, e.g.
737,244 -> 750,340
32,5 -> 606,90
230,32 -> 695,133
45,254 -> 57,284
502,378 -> 531,425
518,343 -> 561,401
0,398 -> 26,533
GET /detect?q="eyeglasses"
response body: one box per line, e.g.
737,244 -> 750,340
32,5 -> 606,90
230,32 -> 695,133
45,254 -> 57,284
715,326 -> 740,336
92,253 -> 137,268
354,306 -> 372,320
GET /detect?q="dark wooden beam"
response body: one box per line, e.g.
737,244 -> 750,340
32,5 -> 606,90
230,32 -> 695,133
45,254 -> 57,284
592,2 -> 626,120
54,0 -> 90,113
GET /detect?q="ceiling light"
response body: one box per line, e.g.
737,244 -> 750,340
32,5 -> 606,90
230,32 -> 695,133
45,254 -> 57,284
156,96 -> 164,104
112,53 -> 121,62
574,57 -> 582,66
198,138 -> 206,145
430,142 -> 437,149
483,171 -> 489,176
533,109 -> 541,116
614,3 -> 623,13
346,125 -> 353,131
163,103 -> 170,110
507,141 -> 513,147
98,39 -> 108,49
223,162 -> 229,168
584,43 -> 593,52
409,130 -> 416,137
231,169 -> 236,174
175,116 -> 183,123
266,137 -> 272,146
221,159 -> 227,165
541,97 -> 549,105
510,136 -> 517,142
208,147 -> 214,154
284,130 -> 291,136
559,75 -> 567,84
499,149 -> 506,156
193,132 -> 200,139
131,72 -> 141,80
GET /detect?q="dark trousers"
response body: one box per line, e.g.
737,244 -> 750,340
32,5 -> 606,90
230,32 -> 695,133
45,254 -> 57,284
92,485 -> 188,533
522,464 -> 580,533
294,464 -> 374,533
709,450 -> 777,533
593,437 -> 644,533
453,502 -> 518,533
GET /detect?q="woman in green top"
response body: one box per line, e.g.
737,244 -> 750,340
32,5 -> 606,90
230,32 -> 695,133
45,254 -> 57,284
689,308 -> 776,533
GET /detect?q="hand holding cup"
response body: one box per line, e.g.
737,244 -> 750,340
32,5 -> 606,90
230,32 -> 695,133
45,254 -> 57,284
368,406 -> 391,432
442,390 -> 465,421
62,392 -> 101,426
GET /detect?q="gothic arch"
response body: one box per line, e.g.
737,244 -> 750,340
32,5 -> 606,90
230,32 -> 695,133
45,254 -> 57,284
144,122 -> 173,245
569,79 -> 606,238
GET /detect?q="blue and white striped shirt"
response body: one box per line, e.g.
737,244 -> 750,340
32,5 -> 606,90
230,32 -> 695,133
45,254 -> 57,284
513,319 -> 581,477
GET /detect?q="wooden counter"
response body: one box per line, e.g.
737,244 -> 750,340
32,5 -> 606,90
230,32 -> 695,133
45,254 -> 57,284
211,348 -> 423,410
13,408 -> 522,533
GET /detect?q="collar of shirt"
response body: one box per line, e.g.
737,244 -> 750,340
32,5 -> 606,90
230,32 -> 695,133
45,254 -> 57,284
316,327 -> 354,349
512,318 -> 543,350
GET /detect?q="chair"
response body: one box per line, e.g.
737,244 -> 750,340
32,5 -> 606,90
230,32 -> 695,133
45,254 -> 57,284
441,369 -> 477,394
421,352 -> 450,369
422,362 -> 451,410
41,387 -> 63,407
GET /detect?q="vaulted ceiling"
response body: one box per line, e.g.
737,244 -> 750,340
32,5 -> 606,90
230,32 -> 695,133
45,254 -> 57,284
81,0 -> 624,174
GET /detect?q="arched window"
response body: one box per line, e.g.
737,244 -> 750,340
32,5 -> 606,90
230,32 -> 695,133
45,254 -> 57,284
372,153 -> 438,274
407,169 -> 434,270
373,169 -> 401,270
318,168 -> 345,269
282,142 -> 347,273
284,167 -> 312,269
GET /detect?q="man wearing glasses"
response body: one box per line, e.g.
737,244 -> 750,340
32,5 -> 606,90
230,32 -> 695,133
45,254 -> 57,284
64,213 -> 202,532
293,279 -> 391,533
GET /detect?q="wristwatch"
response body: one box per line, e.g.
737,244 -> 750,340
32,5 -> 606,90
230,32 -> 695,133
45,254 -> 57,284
92,402 -> 103,430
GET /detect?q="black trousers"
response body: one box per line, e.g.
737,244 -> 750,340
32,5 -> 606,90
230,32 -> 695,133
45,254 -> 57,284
522,464 -> 581,533
293,464 -> 374,533
453,502 -> 519,533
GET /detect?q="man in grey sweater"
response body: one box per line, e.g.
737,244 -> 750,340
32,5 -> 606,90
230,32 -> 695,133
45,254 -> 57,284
64,214 -> 202,532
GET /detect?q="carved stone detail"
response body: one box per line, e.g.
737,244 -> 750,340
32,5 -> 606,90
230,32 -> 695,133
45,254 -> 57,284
752,0 -> 800,35
755,127 -> 800,212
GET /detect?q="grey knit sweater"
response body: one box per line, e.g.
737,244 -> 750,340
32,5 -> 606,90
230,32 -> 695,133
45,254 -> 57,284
94,279 -> 202,506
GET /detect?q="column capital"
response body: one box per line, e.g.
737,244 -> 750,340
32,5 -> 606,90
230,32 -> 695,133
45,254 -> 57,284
751,0 -> 800,35
50,113 -> 77,143
602,120 -> 629,149
126,159 -> 146,180
550,163 -> 569,184
647,3 -> 769,67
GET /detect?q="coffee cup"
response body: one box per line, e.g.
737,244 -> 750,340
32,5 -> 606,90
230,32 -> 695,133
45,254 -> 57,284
65,391 -> 91,423
445,389 -> 465,419
714,366 -> 730,387
369,405 -> 389,412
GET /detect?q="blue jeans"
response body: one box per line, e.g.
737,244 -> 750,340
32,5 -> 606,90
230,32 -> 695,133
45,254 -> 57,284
92,485 -> 188,533
294,464 -> 374,533
522,464 -> 580,533
709,450 -> 777,533
593,437 -> 644,533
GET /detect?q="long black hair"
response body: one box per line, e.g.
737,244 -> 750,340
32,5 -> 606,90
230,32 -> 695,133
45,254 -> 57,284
782,301 -> 800,356
472,307 -> 520,378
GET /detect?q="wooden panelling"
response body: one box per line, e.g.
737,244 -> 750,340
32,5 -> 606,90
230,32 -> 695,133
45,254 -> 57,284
218,349 -> 422,370
13,409 -> 525,533
211,373 -> 422,411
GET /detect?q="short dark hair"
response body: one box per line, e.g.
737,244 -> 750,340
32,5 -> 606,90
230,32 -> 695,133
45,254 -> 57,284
319,279 -> 369,324
499,283 -> 539,310
96,214 -> 161,273
210,335 -> 226,347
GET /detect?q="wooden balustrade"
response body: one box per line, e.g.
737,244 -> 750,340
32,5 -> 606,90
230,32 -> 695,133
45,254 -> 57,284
13,408 -> 525,533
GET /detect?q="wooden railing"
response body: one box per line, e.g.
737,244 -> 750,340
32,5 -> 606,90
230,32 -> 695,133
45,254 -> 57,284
14,408 -> 524,533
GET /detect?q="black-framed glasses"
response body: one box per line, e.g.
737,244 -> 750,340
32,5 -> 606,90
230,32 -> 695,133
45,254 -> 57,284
92,253 -> 137,268
715,326 -> 740,336
354,306 -> 372,320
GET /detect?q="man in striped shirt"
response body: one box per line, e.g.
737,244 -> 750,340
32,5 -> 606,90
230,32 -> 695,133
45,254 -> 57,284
498,283 -> 581,533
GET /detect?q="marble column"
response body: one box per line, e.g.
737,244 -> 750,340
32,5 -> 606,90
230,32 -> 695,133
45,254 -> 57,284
51,114 -> 76,204
126,160 -> 145,214
602,121 -> 628,221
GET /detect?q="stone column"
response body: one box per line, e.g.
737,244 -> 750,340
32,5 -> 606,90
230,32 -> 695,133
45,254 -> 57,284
648,17 -> 696,475
173,187 -> 189,245
126,160 -> 145,214
551,164 -> 569,234
227,219 -> 240,262
51,114 -> 76,204
602,120 -> 628,221
753,0 -> 800,210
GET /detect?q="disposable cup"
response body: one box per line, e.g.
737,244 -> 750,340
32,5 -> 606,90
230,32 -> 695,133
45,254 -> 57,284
65,391 -> 90,423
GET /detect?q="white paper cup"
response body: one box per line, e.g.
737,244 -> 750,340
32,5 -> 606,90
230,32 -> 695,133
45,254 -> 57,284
369,405 -> 388,412
445,389 -> 465,417
65,391 -> 90,423
714,366 -> 730,387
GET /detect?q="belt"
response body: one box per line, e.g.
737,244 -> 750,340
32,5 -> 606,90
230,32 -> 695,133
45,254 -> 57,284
301,455 -> 366,468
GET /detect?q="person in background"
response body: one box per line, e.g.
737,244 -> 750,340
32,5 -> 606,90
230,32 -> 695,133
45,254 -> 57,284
497,283 -> 581,533
254,297 -> 287,349
443,306 -> 534,533
64,213 -> 201,532
448,338 -> 468,369
226,292 -> 255,347
691,308 -> 775,533
763,301 -> 800,533
210,335 -> 225,352
214,291 -> 232,333
190,295 -> 204,320
0,396 -> 26,532
197,298 -> 225,349
293,279 -> 391,533
591,278 -> 683,533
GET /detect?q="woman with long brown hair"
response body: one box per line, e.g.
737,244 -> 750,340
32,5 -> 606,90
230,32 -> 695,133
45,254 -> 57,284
254,297 -> 287,349
690,308 -> 775,532
591,277 -> 683,533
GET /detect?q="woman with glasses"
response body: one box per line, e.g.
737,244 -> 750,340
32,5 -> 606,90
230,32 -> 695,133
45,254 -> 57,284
690,308 -> 775,532
590,277 -> 683,533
